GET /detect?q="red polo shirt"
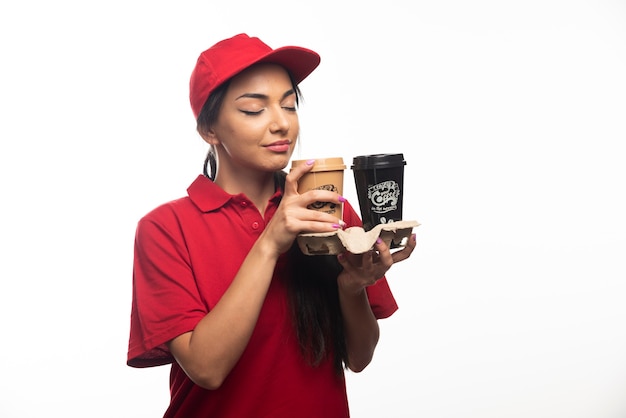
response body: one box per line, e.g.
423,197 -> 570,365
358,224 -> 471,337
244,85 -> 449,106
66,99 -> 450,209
127,174 -> 398,418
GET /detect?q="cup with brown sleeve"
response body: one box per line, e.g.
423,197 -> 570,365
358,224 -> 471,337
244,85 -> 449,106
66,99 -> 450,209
290,157 -> 346,221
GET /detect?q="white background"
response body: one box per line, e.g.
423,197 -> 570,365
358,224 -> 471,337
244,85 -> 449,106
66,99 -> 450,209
1,1 -> 625,417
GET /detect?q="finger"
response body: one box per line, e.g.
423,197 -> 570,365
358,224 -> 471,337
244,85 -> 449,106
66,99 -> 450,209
373,237 -> 394,268
296,219 -> 344,234
343,250 -> 365,267
390,233 -> 417,263
301,189 -> 346,211
289,203 -> 346,229
362,250 -> 387,284
337,251 -> 349,268
285,159 -> 315,194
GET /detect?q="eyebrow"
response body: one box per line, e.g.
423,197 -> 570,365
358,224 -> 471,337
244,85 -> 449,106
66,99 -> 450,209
235,89 -> 295,101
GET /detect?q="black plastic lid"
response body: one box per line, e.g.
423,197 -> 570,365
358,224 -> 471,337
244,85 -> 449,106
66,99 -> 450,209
351,153 -> 406,170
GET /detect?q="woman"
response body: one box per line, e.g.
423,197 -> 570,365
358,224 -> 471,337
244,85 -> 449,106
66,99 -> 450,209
127,33 -> 416,418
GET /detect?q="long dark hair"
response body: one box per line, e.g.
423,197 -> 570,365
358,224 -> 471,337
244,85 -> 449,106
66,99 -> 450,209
196,70 -> 348,375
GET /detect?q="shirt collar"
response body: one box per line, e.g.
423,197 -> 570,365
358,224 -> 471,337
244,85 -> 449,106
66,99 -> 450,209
187,174 -> 283,212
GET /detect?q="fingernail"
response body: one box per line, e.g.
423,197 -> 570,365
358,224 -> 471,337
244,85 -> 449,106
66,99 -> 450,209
306,159 -> 315,166
332,223 -> 342,229
376,237 -> 383,244
338,195 -> 346,203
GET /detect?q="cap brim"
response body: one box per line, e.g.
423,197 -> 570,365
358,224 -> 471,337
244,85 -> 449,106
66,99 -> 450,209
257,46 -> 321,85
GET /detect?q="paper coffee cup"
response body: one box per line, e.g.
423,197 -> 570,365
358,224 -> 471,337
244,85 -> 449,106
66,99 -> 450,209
351,153 -> 406,232
290,157 -> 346,220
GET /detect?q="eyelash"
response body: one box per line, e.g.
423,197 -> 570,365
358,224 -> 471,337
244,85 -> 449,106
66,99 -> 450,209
240,110 -> 263,115
240,106 -> 297,115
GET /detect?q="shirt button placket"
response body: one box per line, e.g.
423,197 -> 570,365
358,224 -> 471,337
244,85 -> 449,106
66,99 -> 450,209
239,198 -> 263,232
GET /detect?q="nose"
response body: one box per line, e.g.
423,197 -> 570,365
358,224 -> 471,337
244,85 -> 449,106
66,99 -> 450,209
269,107 -> 290,133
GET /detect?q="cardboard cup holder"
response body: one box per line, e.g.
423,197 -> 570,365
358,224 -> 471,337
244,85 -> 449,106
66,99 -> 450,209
297,220 -> 420,256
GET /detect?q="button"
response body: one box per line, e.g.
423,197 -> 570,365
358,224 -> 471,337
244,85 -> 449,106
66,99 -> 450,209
240,201 -> 248,207
251,222 -> 259,230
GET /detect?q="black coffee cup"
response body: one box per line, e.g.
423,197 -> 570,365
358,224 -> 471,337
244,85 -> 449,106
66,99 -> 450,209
351,154 -> 406,232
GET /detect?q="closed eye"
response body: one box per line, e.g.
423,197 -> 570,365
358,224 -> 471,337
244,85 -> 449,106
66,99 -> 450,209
239,109 -> 264,116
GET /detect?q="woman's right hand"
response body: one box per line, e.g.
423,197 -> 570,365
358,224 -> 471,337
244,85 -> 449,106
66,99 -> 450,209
262,160 -> 346,256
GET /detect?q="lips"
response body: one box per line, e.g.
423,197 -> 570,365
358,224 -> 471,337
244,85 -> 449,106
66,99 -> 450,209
264,140 -> 292,153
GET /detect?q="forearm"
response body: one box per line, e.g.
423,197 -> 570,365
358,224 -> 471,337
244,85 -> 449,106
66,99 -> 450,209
338,283 -> 380,372
169,238 -> 279,389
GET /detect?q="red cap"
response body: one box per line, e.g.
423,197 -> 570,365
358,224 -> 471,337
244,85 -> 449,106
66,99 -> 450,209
189,33 -> 321,119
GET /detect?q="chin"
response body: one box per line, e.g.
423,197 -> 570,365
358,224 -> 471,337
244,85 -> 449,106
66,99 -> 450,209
271,154 -> 292,171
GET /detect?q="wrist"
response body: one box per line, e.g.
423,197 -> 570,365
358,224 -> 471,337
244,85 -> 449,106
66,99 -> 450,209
337,272 -> 368,297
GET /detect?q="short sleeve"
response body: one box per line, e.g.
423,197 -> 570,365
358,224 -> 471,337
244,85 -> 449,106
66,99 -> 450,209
127,205 -> 207,368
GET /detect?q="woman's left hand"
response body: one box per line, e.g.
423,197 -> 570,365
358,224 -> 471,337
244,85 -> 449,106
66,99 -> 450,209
336,233 -> 416,294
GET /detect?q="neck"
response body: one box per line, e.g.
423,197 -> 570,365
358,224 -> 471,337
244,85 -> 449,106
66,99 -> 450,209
214,170 -> 277,214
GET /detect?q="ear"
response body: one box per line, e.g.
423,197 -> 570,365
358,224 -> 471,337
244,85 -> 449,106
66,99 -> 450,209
198,127 -> 220,146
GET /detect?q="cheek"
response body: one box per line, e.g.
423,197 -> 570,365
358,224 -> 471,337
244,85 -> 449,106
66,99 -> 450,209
218,123 -> 257,144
